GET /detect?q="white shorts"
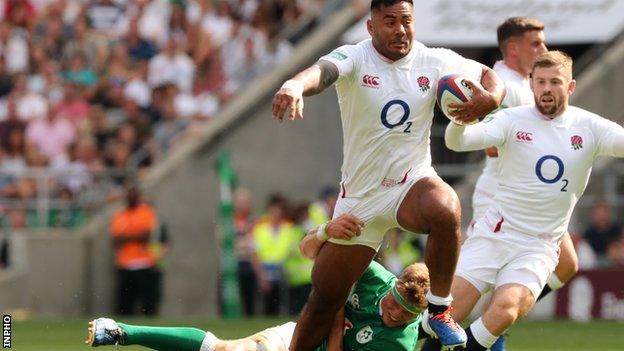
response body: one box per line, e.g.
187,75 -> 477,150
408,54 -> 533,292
329,169 -> 438,250
254,321 -> 296,350
456,227 -> 559,299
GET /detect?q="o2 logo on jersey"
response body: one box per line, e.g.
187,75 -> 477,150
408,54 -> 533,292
535,155 -> 568,192
381,100 -> 412,133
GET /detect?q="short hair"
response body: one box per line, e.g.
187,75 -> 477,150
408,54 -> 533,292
532,51 -> 573,78
395,262 -> 430,309
371,0 -> 413,11
497,17 -> 545,53
267,193 -> 287,208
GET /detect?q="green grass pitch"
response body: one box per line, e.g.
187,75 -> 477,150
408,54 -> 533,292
10,317 -> 624,351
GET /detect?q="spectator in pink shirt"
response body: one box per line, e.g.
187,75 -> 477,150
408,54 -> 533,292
25,103 -> 76,165
56,82 -> 90,131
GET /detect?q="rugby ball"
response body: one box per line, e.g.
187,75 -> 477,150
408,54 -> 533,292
436,74 -> 477,125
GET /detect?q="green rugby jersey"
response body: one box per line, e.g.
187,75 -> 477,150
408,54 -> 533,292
316,261 -> 421,351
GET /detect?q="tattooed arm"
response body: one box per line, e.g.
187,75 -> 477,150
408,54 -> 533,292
272,60 -> 339,121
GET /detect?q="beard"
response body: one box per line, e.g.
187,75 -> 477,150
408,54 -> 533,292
535,93 -> 561,117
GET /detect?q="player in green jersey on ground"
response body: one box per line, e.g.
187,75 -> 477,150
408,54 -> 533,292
87,214 -> 430,351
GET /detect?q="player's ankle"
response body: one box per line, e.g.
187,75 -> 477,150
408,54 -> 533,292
426,292 -> 453,314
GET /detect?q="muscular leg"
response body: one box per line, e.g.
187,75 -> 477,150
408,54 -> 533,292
482,283 -> 534,335
397,177 -> 461,299
448,276 -> 482,323
289,243 -> 376,351
538,233 -> 578,301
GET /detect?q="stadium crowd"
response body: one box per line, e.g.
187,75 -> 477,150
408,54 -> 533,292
0,0 -> 331,231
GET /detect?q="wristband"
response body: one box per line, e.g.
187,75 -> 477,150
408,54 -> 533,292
282,79 -> 304,96
315,223 -> 330,242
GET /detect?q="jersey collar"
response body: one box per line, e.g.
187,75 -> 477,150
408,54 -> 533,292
532,106 -> 568,127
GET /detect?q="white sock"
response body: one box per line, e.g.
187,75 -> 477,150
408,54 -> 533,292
200,332 -> 219,351
426,291 -> 453,305
470,318 -> 498,349
547,273 -> 564,291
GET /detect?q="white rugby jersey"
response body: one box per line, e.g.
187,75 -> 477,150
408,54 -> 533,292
449,105 -> 624,242
473,61 -> 534,220
320,39 -> 482,197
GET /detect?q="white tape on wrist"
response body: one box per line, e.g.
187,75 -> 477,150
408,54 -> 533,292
315,223 -> 329,242
282,80 -> 304,96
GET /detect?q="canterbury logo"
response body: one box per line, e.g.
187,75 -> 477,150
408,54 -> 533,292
362,75 -> 380,87
515,131 -> 533,143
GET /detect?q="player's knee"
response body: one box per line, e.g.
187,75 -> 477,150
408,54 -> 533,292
488,303 -> 520,327
424,190 -> 461,232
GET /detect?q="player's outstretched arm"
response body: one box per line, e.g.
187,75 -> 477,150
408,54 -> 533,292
299,214 -> 364,259
272,60 -> 339,122
449,66 -> 506,124
445,122 -> 492,152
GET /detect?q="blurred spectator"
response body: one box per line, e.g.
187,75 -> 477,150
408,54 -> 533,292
153,98 -> 187,152
125,16 -> 158,62
606,238 -> 624,268
583,201 -> 622,260
0,21 -> 29,74
56,82 -> 90,129
284,202 -> 312,315
25,102 -> 76,166
63,52 -> 97,86
109,185 -> 160,315
47,185 -> 87,229
232,187 -> 266,316
0,98 -> 26,142
62,16 -> 107,71
27,58 -> 63,102
86,0 -> 127,36
252,193 -> 297,316
308,186 -> 337,227
148,36 -> 195,92
10,73 -> 48,121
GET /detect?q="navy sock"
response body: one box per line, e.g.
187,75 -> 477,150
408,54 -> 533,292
428,302 -> 448,315
537,284 -> 553,301
420,337 -> 442,351
465,326 -> 487,351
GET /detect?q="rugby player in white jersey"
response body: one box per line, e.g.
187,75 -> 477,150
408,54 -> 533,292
473,17 -> 579,306
435,50 -> 624,350
271,1 -> 505,350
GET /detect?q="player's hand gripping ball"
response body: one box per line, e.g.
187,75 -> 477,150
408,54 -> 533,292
436,74 -> 478,125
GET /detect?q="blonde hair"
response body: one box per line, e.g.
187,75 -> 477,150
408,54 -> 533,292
395,262 -> 430,309
532,51 -> 573,78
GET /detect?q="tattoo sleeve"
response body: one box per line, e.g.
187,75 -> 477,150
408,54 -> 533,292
304,60 -> 339,96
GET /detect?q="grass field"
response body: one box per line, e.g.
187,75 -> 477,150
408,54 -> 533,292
11,317 -> 624,351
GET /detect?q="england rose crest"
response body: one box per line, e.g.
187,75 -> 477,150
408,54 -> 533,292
571,135 -> 583,150
417,76 -> 430,92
